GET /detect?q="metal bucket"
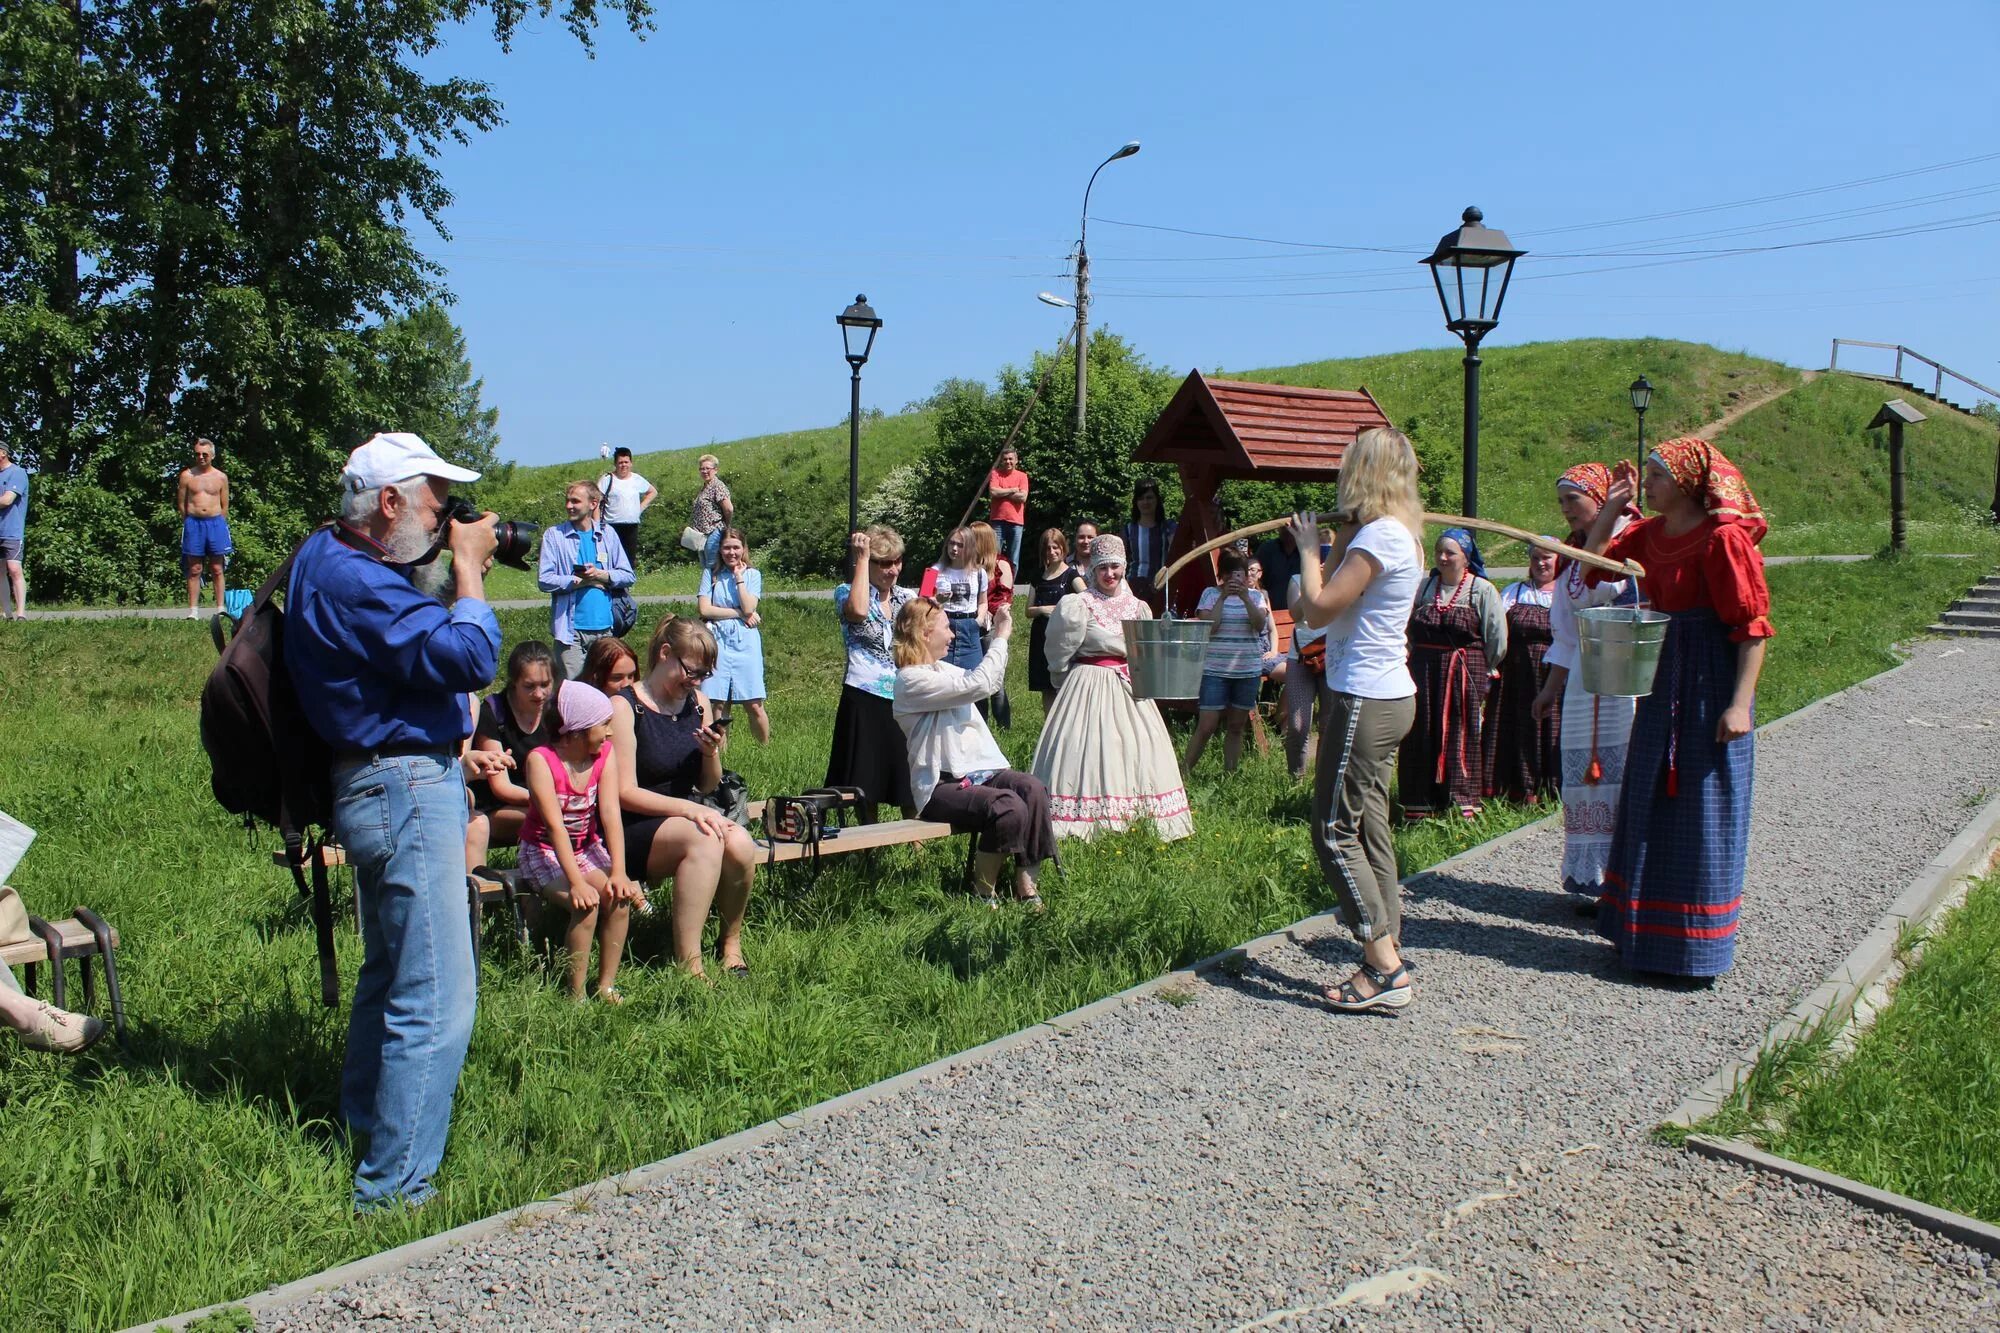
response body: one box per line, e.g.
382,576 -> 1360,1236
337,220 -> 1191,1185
1123,618 -> 1213,700
1576,607 -> 1671,697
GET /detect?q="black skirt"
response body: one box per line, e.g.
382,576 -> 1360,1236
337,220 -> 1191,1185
825,684 -> 913,818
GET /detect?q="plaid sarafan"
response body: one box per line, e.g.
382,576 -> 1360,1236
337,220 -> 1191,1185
1648,437 -> 1768,543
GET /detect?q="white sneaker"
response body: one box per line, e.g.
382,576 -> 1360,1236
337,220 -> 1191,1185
18,999 -> 106,1054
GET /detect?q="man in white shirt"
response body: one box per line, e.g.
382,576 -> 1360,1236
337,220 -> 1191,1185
597,447 -> 657,567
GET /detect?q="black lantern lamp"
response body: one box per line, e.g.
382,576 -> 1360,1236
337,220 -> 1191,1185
1629,375 -> 1654,456
1421,207 -> 1526,517
835,294 -> 883,557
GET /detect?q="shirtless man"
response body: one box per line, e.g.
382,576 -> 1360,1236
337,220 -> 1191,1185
176,438 -> 231,618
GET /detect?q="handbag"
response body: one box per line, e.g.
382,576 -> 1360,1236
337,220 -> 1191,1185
679,525 -> 706,554
0,884 -> 28,948
1298,638 -> 1327,672
610,587 -> 639,637
694,769 -> 751,826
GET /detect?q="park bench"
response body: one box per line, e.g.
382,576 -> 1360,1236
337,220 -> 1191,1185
1,897 -> 126,1045
748,793 -> 980,889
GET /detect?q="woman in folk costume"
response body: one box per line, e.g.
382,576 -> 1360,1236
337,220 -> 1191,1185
1399,528 -> 1507,819
1031,534 -> 1194,842
1533,463 -> 1641,909
1483,544 -> 1562,803
1581,439 -> 1773,979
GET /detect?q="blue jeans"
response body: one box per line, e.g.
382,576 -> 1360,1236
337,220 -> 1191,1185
702,525 -> 723,572
992,520 -> 1022,571
331,752 -> 477,1211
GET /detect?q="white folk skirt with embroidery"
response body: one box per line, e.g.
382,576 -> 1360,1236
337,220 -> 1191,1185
1559,672 -> 1636,896
1031,663 -> 1194,842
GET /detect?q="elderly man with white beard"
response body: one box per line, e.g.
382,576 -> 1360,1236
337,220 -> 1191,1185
284,431 -> 502,1212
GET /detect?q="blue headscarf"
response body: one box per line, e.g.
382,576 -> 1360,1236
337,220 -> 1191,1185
1438,527 -> 1485,580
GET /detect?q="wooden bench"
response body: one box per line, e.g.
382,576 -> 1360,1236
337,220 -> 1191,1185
273,845 -> 528,961
1,903 -> 126,1045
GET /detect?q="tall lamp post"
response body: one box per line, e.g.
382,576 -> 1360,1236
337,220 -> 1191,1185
1421,207 -> 1525,518
835,294 -> 882,550
1073,140 -> 1141,441
1629,376 -> 1653,457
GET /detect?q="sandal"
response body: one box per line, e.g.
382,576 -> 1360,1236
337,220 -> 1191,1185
1322,961 -> 1412,1013
595,986 -> 626,1006
1014,891 -> 1045,913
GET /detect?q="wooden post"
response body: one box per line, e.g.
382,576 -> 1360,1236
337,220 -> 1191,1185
1888,419 -> 1906,553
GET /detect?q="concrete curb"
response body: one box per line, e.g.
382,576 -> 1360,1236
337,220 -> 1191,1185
1663,787 -> 2000,1131
132,647 -> 1958,1330
1686,1134 -> 2000,1259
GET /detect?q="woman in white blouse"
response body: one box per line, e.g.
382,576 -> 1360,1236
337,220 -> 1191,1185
891,597 -> 1054,908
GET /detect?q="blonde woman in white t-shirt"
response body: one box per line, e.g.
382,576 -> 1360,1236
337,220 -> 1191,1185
1289,427 -> 1426,1013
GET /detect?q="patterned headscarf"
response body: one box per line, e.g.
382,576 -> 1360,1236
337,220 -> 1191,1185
1080,532 -> 1143,616
1437,527 -> 1486,580
1557,462 -> 1612,506
1649,437 -> 1768,543
554,680 -> 613,735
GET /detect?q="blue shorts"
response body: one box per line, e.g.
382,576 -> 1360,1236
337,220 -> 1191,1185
183,514 -> 233,559
1198,673 -> 1260,711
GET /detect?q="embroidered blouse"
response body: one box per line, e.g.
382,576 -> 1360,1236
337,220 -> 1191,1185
1589,516 -> 1775,643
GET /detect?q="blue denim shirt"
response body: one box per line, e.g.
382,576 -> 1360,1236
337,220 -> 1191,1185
285,526 -> 501,751
537,520 -> 634,644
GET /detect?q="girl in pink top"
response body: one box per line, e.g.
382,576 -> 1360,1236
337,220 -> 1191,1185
520,680 -> 644,1001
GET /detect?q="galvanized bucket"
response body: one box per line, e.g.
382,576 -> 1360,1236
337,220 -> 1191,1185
1123,618 -> 1213,700
1576,606 -> 1671,697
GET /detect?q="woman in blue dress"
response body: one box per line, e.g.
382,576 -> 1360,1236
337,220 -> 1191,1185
697,528 -> 770,744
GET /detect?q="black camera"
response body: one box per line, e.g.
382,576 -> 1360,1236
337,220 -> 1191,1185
441,496 -> 536,569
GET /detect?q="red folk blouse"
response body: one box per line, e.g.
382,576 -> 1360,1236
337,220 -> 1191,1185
1588,516 -> 1775,643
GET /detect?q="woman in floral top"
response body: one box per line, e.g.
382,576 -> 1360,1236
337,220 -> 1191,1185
826,526 -> 918,820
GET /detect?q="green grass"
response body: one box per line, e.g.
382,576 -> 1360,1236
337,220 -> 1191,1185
1689,873 -> 2000,1227
0,544 -> 1985,1330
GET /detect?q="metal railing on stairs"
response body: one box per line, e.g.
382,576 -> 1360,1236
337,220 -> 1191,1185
1829,339 -> 1998,409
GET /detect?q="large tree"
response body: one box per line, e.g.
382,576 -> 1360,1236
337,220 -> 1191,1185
0,0 -> 650,601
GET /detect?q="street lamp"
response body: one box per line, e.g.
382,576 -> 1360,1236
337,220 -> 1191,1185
1420,206 -> 1525,518
1073,140 -> 1141,441
835,294 -> 882,548
1629,375 -> 1653,457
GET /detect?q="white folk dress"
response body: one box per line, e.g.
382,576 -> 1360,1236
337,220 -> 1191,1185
1031,586 -> 1194,842
1545,524 -> 1639,898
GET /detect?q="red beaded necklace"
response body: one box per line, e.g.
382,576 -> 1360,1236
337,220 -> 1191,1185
1432,572 -> 1470,611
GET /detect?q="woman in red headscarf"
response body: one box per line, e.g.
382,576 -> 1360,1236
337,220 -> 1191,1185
1580,439 -> 1773,981
1532,463 -> 1641,911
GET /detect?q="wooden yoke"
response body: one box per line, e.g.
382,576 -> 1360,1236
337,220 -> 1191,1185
1151,512 -> 1645,591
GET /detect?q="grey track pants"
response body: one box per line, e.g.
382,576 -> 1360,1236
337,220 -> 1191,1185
1311,690 -> 1416,945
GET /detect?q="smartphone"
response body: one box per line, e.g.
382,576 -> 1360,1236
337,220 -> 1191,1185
710,716 -> 733,731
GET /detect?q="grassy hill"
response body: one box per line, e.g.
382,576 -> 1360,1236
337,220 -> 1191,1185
481,336 -> 2000,598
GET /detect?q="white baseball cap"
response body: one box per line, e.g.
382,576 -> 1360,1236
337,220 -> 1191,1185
340,431 -> 481,493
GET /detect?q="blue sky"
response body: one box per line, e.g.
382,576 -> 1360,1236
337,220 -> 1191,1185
422,0 -> 2000,467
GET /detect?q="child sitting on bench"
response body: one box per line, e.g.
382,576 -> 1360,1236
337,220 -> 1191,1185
519,681 -> 645,1002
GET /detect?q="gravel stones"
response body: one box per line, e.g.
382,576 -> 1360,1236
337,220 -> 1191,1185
262,642 -> 2000,1330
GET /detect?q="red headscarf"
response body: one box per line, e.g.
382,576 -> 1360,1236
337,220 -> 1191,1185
1557,462 -> 1612,506
1648,437 -> 1768,543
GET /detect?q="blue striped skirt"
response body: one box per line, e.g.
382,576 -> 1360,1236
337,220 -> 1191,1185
1597,609 -> 1754,977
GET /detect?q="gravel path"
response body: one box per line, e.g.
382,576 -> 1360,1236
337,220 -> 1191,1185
262,640 -> 2000,1330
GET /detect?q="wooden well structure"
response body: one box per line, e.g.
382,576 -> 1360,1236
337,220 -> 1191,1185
1133,371 -> 1394,614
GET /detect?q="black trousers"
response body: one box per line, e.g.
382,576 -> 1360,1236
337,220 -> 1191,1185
920,769 -> 1057,867
610,521 -> 641,566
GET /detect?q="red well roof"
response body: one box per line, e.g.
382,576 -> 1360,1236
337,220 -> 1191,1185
1134,372 -> 1393,479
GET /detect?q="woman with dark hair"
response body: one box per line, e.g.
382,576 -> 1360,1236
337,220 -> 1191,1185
1184,548 -> 1269,774
1400,527 -> 1507,819
891,597 -> 1055,907
1483,545 -> 1562,802
472,639 -> 557,849
1027,527 -> 1084,711
1121,478 -> 1177,616
578,636 -> 640,698
1580,440 -> 1773,981
828,526 -> 919,819
611,615 -> 759,978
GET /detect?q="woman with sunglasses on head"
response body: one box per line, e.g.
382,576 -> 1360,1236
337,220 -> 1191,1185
827,526 -> 920,820
1578,439 -> 1773,983
610,615 -> 757,978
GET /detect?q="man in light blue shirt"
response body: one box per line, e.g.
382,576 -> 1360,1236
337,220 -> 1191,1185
538,479 -> 634,680
0,442 -> 27,619
285,431 -> 504,1211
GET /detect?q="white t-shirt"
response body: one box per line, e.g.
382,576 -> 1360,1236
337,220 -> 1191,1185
598,472 -> 653,525
1321,518 -> 1423,700
927,564 -> 988,617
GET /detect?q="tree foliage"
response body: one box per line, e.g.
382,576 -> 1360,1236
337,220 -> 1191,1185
904,329 -> 1181,564
0,1 -> 649,602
